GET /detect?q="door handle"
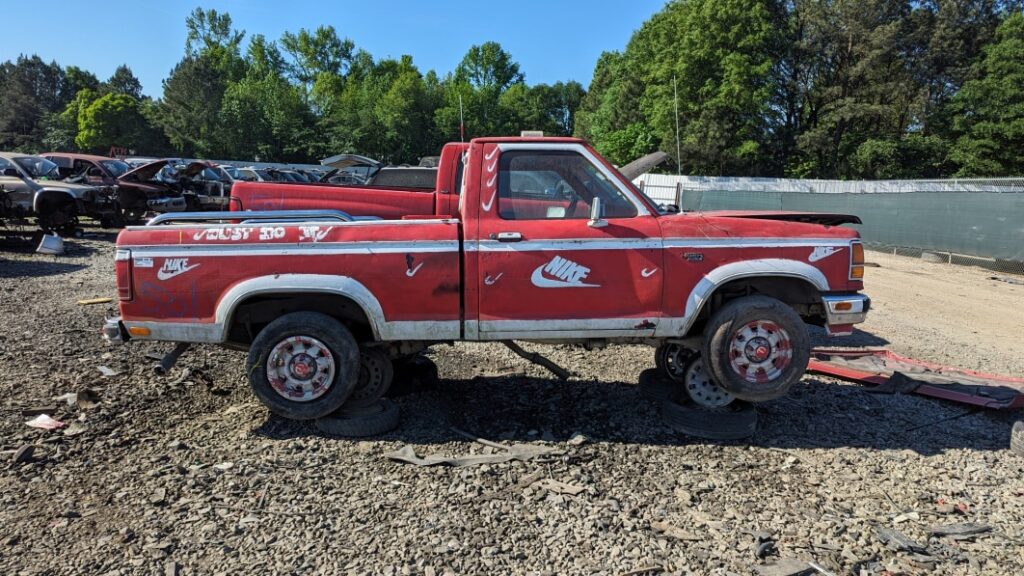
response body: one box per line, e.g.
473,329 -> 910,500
493,232 -> 523,242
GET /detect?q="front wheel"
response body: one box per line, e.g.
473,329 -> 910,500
702,295 -> 809,403
247,312 -> 360,420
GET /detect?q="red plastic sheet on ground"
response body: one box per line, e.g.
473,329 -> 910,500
808,348 -> 1024,409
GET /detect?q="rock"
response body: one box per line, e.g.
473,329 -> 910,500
12,444 -> 34,463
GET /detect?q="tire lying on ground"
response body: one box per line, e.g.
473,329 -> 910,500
638,368 -> 682,402
702,295 -> 809,403
660,398 -> 758,440
316,399 -> 400,437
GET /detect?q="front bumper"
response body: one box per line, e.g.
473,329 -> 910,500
148,196 -> 187,212
102,317 -> 126,345
821,294 -> 871,336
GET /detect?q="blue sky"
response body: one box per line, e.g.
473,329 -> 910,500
3,0 -> 665,96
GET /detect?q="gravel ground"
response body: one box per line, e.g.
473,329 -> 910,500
1,232 -> 1023,576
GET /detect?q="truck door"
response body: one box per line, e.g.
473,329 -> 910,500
474,143 -> 663,339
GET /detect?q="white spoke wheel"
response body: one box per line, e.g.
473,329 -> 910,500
682,356 -> 735,409
248,312 -> 360,420
345,347 -> 394,408
702,295 -> 809,403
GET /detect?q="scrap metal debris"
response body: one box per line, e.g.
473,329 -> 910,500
52,389 -> 100,409
928,523 -> 992,539
25,414 -> 65,430
808,348 -> 1024,409
876,526 -> 928,553
386,427 -> 565,467
96,366 -> 121,377
988,275 -> 1024,286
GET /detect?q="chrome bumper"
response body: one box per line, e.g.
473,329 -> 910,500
102,317 -> 126,345
821,294 -> 871,335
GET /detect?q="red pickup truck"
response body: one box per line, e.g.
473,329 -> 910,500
103,136 -> 869,424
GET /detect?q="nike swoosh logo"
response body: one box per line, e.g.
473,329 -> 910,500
486,159 -> 497,173
484,273 -> 503,286
486,174 -> 497,188
157,263 -> 200,281
405,262 -> 424,277
530,265 -> 600,288
481,190 -> 497,212
641,268 -> 658,278
809,247 -> 841,263
485,148 -> 498,161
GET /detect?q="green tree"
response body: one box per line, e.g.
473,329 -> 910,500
0,55 -> 67,151
948,12 -> 1024,176
156,54 -> 227,156
75,93 -> 147,152
103,64 -> 143,98
280,25 -> 354,112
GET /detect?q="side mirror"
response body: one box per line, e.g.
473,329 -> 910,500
2,168 -> 20,178
588,197 -> 608,228
663,203 -> 680,214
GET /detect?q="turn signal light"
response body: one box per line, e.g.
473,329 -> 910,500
833,302 -> 853,311
128,326 -> 151,336
850,266 -> 865,279
851,242 -> 865,264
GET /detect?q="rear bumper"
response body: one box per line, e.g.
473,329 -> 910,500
821,293 -> 871,336
102,317 -> 127,345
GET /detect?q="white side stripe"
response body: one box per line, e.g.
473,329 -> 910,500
129,240 -> 460,258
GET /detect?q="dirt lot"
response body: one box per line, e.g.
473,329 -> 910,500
1,234 -> 1023,576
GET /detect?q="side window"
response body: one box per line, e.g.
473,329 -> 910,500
497,150 -> 638,220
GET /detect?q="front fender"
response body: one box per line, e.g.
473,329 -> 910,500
33,188 -> 77,214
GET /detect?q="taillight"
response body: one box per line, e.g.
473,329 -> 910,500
115,249 -> 133,301
850,242 -> 865,280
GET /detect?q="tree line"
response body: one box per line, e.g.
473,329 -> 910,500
577,0 -> 1024,178
1,2 -> 1022,178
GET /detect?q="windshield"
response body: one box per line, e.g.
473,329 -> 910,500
100,160 -> 130,177
222,166 -> 241,179
13,157 -> 59,180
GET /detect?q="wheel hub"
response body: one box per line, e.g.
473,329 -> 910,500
728,320 -> 792,384
266,335 -> 336,402
744,336 -> 772,362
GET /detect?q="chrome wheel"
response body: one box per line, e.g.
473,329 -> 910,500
266,335 -> 336,402
727,320 -> 792,384
683,356 -> 735,408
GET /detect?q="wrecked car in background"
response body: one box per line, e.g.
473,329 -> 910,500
42,152 -> 134,226
0,152 -> 116,234
116,159 -> 232,217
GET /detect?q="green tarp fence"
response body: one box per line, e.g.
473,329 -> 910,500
679,190 -> 1024,263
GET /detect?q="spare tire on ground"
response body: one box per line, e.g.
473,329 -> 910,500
659,398 -> 758,441
316,399 -> 400,437
638,368 -> 682,402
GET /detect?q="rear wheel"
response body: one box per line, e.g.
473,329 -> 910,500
702,295 -> 809,402
247,312 -> 360,420
346,347 -> 394,408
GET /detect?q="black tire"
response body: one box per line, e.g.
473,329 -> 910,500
638,368 -> 683,402
1012,421 -> 1024,455
247,312 -> 360,420
654,343 -> 696,381
702,295 -> 809,402
346,347 -> 394,408
316,399 -> 400,437
660,398 -> 758,440
389,355 -> 439,397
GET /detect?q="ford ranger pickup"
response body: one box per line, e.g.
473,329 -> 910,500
103,136 -> 869,421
